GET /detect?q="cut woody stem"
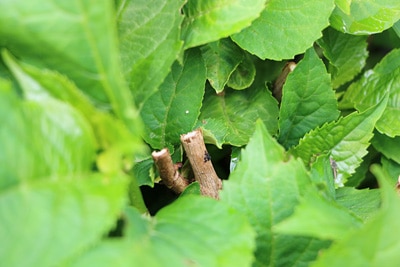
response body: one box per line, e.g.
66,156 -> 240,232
152,148 -> 189,194
180,129 -> 222,199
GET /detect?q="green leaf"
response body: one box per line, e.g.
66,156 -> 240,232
342,48 -> 400,137
70,196 -> 255,267
179,181 -> 201,197
330,1 -> 400,35
0,174 -> 127,267
0,83 -> 96,190
310,154 -> 336,200
312,165 -> 400,267
181,0 -> 266,49
231,0 -> 335,60
140,49 -> 206,149
335,187 -> 381,222
226,53 -> 256,90
200,38 -> 244,93
118,0 -> 185,106
2,50 -> 147,176
198,84 -> 278,147
393,19 -> 400,38
381,156 -> 400,183
220,121 -> 330,267
278,48 -> 339,149
372,132 -> 400,164
317,27 -> 369,88
292,98 -> 387,185
335,0 -> 351,14
274,191 -> 363,240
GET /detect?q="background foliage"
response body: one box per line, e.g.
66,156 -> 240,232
1,0 -> 400,266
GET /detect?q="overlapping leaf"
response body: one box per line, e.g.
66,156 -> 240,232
140,49 -> 206,149
0,82 -> 126,267
181,0 -> 266,48
342,49 -> 400,137
226,53 -> 256,90
318,27 -> 368,88
200,38 -> 244,93
118,0 -> 185,106
231,0 -> 335,60
220,121 -> 330,267
311,165 -> 400,267
69,196 -> 255,267
0,0 -> 139,136
330,0 -> 400,34
372,132 -> 400,164
198,84 -> 278,148
278,48 -> 339,149
292,98 -> 387,185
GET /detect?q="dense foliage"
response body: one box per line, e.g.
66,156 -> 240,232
1,0 -> 400,266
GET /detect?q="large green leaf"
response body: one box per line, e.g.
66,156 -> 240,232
200,38 -> 244,93
118,0 -> 185,107
0,82 -> 96,190
274,191 -> 363,240
220,121 -> 330,267
330,0 -> 400,34
69,196 -> 255,267
292,98 -> 387,185
278,48 -> 339,149
317,27 -> 368,88
140,49 -> 206,149
0,174 -> 127,267
311,165 -> 400,267
342,49 -> 400,137
198,84 -> 278,148
181,0 -> 266,49
0,81 -> 126,266
0,0 -> 139,136
231,0 -> 335,60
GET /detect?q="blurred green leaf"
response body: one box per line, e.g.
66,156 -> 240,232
292,98 -> 387,185
335,0 -> 351,14
118,0 -> 185,106
198,85 -> 278,148
200,38 -> 244,93
69,196 -> 255,267
342,49 -> 400,137
318,27 -> 368,88
220,121 -> 330,267
312,165 -> 400,267
140,49 -> 206,149
278,48 -> 339,149
0,81 -> 96,190
182,0 -> 266,49
232,0 -> 335,60
330,1 -> 400,34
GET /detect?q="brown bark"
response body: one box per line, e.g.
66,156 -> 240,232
180,129 -> 222,199
273,61 -> 297,103
152,148 -> 189,194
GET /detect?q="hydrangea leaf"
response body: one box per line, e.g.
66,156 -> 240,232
311,165 -> 400,267
317,27 -> 368,88
118,0 -> 185,106
181,0 -> 266,49
372,132 -> 400,164
278,48 -> 339,149
342,49 -> 400,137
200,38 -> 244,93
220,121 -> 330,267
226,53 -> 256,90
198,84 -> 278,148
69,196 -> 255,267
140,49 -> 206,149
231,0 -> 335,60
330,1 -> 400,35
292,98 -> 387,185
335,0 -> 351,14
